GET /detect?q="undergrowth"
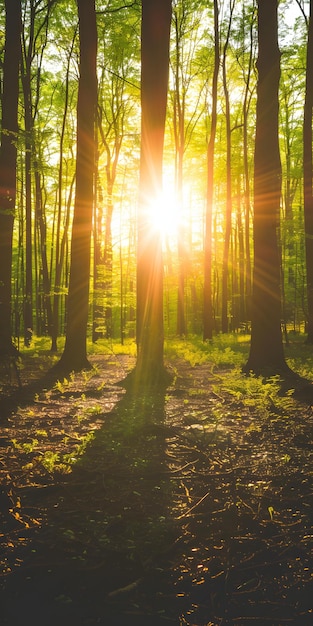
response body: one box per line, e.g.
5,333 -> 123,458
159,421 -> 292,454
11,331 -> 313,421
165,333 -> 249,369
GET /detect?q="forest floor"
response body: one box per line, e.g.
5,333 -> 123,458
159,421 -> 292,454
1,348 -> 313,625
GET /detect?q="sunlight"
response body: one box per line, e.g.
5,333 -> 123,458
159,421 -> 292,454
148,187 -> 180,240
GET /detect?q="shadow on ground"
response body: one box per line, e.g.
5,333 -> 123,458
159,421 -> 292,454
1,357 -> 313,625
0,373 -> 182,625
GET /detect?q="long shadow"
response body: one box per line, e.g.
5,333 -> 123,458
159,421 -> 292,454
2,360 -> 313,625
0,373 -> 181,626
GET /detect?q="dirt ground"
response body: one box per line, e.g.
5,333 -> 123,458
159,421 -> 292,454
1,352 -> 313,625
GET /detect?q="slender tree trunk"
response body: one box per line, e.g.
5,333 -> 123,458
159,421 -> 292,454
0,0 -> 21,353
22,64 -> 34,345
34,164 -> 53,336
173,8 -> 186,337
242,6 -> 254,322
236,176 -> 245,325
221,0 -> 235,334
57,0 -> 97,372
92,164 -> 105,342
303,0 -> 313,343
136,0 -> 172,384
104,183 -> 114,338
244,0 -> 288,374
203,0 -> 219,341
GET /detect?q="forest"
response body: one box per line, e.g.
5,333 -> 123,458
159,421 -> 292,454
1,0 -> 313,624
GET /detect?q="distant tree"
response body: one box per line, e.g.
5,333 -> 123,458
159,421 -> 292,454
51,25 -> 77,352
0,0 -> 22,353
57,0 -> 97,371
136,0 -> 172,383
170,0 -> 206,336
244,0 -> 288,374
94,7 -> 139,341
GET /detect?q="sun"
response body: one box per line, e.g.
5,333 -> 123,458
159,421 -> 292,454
148,187 -> 180,240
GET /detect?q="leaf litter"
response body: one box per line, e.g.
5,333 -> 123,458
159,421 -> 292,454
0,353 -> 313,625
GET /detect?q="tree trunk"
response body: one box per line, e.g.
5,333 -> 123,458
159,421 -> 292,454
57,0 -> 97,372
21,29 -> 34,346
173,7 -> 186,337
203,0 -> 219,341
34,164 -> 53,336
221,0 -> 235,334
303,0 -> 313,343
242,5 -> 254,322
135,0 -> 172,384
244,0 -> 288,374
92,166 -> 105,343
0,0 -> 21,353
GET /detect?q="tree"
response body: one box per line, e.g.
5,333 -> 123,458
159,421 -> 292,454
51,22 -> 77,352
244,0 -> 288,374
21,0 -> 56,345
203,0 -> 219,341
0,0 -> 22,354
94,7 -> 139,340
171,0 -> 206,336
237,1 -> 256,324
57,0 -> 97,372
135,0 -> 172,383
303,0 -> 313,342
221,0 -> 235,333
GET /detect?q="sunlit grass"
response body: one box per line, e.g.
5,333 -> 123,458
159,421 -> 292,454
165,333 -> 250,369
87,338 -> 137,357
14,330 -> 313,384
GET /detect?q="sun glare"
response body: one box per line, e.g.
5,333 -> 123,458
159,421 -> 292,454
148,188 -> 180,240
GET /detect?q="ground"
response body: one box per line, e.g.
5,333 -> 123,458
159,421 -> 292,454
1,350 -> 313,625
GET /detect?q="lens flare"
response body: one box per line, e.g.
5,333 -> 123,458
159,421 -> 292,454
148,188 -> 180,240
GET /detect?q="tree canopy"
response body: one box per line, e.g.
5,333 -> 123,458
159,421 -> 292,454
0,0 -> 311,376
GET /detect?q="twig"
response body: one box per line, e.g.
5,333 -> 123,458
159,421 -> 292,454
176,490 -> 210,519
107,578 -> 142,598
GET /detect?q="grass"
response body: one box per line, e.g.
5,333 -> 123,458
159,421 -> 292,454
165,332 -> 250,369
14,330 -> 313,422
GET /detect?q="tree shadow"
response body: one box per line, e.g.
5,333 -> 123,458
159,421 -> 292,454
282,371 -> 313,403
0,372 -> 181,625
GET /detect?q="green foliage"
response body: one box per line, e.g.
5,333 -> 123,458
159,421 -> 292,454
87,338 -> 137,357
165,334 -> 249,369
11,438 -> 39,454
41,451 -> 60,473
4,0 -> 310,350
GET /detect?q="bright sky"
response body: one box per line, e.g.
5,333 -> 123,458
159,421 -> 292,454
282,0 -> 308,25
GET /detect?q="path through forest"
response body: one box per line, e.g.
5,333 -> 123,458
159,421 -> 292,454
1,353 -> 313,625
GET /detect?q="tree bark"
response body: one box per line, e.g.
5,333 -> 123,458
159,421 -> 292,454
203,0 -> 219,341
303,0 -> 313,342
221,0 -> 235,334
136,0 -> 172,384
57,0 -> 97,372
0,0 -> 21,353
244,0 -> 288,374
